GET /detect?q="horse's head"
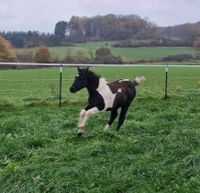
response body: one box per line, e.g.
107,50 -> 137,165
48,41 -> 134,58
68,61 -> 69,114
70,67 -> 89,93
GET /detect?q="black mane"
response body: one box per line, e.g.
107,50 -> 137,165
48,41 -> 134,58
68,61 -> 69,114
87,70 -> 101,90
87,70 -> 101,80
86,71 -> 103,109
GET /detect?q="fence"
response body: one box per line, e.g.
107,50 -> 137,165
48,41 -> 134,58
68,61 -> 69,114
0,62 -> 200,107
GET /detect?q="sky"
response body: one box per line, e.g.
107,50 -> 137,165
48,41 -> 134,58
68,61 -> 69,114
0,0 -> 200,33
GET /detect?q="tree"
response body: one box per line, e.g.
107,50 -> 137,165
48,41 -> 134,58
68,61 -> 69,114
193,37 -> 200,57
0,36 -> 17,62
68,16 -> 87,42
54,21 -> 68,40
193,37 -> 200,48
34,45 -> 52,63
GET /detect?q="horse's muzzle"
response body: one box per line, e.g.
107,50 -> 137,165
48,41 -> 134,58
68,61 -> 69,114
69,87 -> 76,93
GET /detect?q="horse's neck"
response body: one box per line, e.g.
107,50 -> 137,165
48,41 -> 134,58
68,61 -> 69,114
86,74 -> 107,97
97,78 -> 108,91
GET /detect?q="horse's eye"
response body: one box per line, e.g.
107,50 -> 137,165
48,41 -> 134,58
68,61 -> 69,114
76,76 -> 83,80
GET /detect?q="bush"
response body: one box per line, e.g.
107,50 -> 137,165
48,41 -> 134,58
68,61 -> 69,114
0,36 -> 17,62
17,49 -> 34,62
193,37 -> 200,49
161,54 -> 194,62
94,47 -> 123,64
112,38 -> 188,48
34,45 -> 52,63
62,50 -> 91,64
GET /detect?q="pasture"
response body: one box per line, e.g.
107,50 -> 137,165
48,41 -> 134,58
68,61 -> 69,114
76,41 -> 197,61
50,44 -> 197,61
18,41 -> 198,62
0,66 -> 200,193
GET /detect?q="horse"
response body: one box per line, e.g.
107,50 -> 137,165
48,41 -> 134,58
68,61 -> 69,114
70,67 -> 145,136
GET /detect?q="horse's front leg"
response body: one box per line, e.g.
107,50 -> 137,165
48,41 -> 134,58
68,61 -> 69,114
77,109 -> 86,136
78,109 -> 86,125
78,107 -> 99,136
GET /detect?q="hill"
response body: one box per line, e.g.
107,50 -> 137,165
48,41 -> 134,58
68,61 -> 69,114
1,14 -> 200,48
155,22 -> 200,46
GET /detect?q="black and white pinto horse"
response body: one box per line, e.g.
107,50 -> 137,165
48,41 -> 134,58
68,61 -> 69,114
70,67 -> 145,136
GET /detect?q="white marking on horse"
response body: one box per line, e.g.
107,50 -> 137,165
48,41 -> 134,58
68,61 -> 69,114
78,107 -> 99,129
78,109 -> 86,125
118,79 -> 129,83
104,124 -> 111,131
97,78 -> 116,111
135,76 -> 145,85
76,74 -> 79,77
117,88 -> 122,93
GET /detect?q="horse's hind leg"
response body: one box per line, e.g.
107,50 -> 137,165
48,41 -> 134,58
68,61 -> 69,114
104,110 -> 118,131
116,105 -> 129,130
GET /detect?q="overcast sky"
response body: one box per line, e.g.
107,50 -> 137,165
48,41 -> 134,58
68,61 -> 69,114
0,0 -> 200,33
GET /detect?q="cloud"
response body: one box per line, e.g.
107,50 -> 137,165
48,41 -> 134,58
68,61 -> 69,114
0,0 -> 199,33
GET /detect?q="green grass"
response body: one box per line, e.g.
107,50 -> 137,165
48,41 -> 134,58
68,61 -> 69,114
0,67 -> 200,193
111,47 -> 196,60
18,41 -> 198,62
77,42 -> 197,60
0,66 -> 199,107
49,46 -> 90,59
76,41 -> 115,50
0,67 -> 199,104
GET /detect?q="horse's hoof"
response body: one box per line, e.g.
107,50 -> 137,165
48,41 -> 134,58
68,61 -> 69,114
104,124 -> 110,132
77,132 -> 84,137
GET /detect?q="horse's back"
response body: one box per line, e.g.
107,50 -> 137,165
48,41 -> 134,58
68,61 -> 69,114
108,79 -> 136,109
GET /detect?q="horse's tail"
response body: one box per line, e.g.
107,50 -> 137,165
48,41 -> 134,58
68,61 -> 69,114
132,76 -> 145,86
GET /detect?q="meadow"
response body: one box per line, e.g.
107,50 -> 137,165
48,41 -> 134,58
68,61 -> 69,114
18,41 -> 198,62
76,41 -> 198,61
50,44 -> 197,61
0,66 -> 200,193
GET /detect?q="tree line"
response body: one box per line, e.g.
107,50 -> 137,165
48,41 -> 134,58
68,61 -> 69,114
54,14 -> 156,42
0,14 -> 154,48
0,31 -> 59,48
0,14 -> 200,48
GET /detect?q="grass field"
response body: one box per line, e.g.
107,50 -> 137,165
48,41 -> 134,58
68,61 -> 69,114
0,67 -> 200,193
76,41 -> 197,61
0,67 -> 200,103
18,41 -> 198,62
50,44 -> 197,61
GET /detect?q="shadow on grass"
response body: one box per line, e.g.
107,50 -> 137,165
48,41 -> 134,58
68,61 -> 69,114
0,100 -> 15,111
22,97 -> 87,108
1,94 -> 199,110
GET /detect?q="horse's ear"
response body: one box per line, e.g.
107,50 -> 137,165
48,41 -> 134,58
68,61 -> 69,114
77,66 -> 89,72
85,67 -> 89,72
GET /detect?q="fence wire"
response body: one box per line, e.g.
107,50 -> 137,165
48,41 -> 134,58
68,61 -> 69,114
0,64 -> 200,105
